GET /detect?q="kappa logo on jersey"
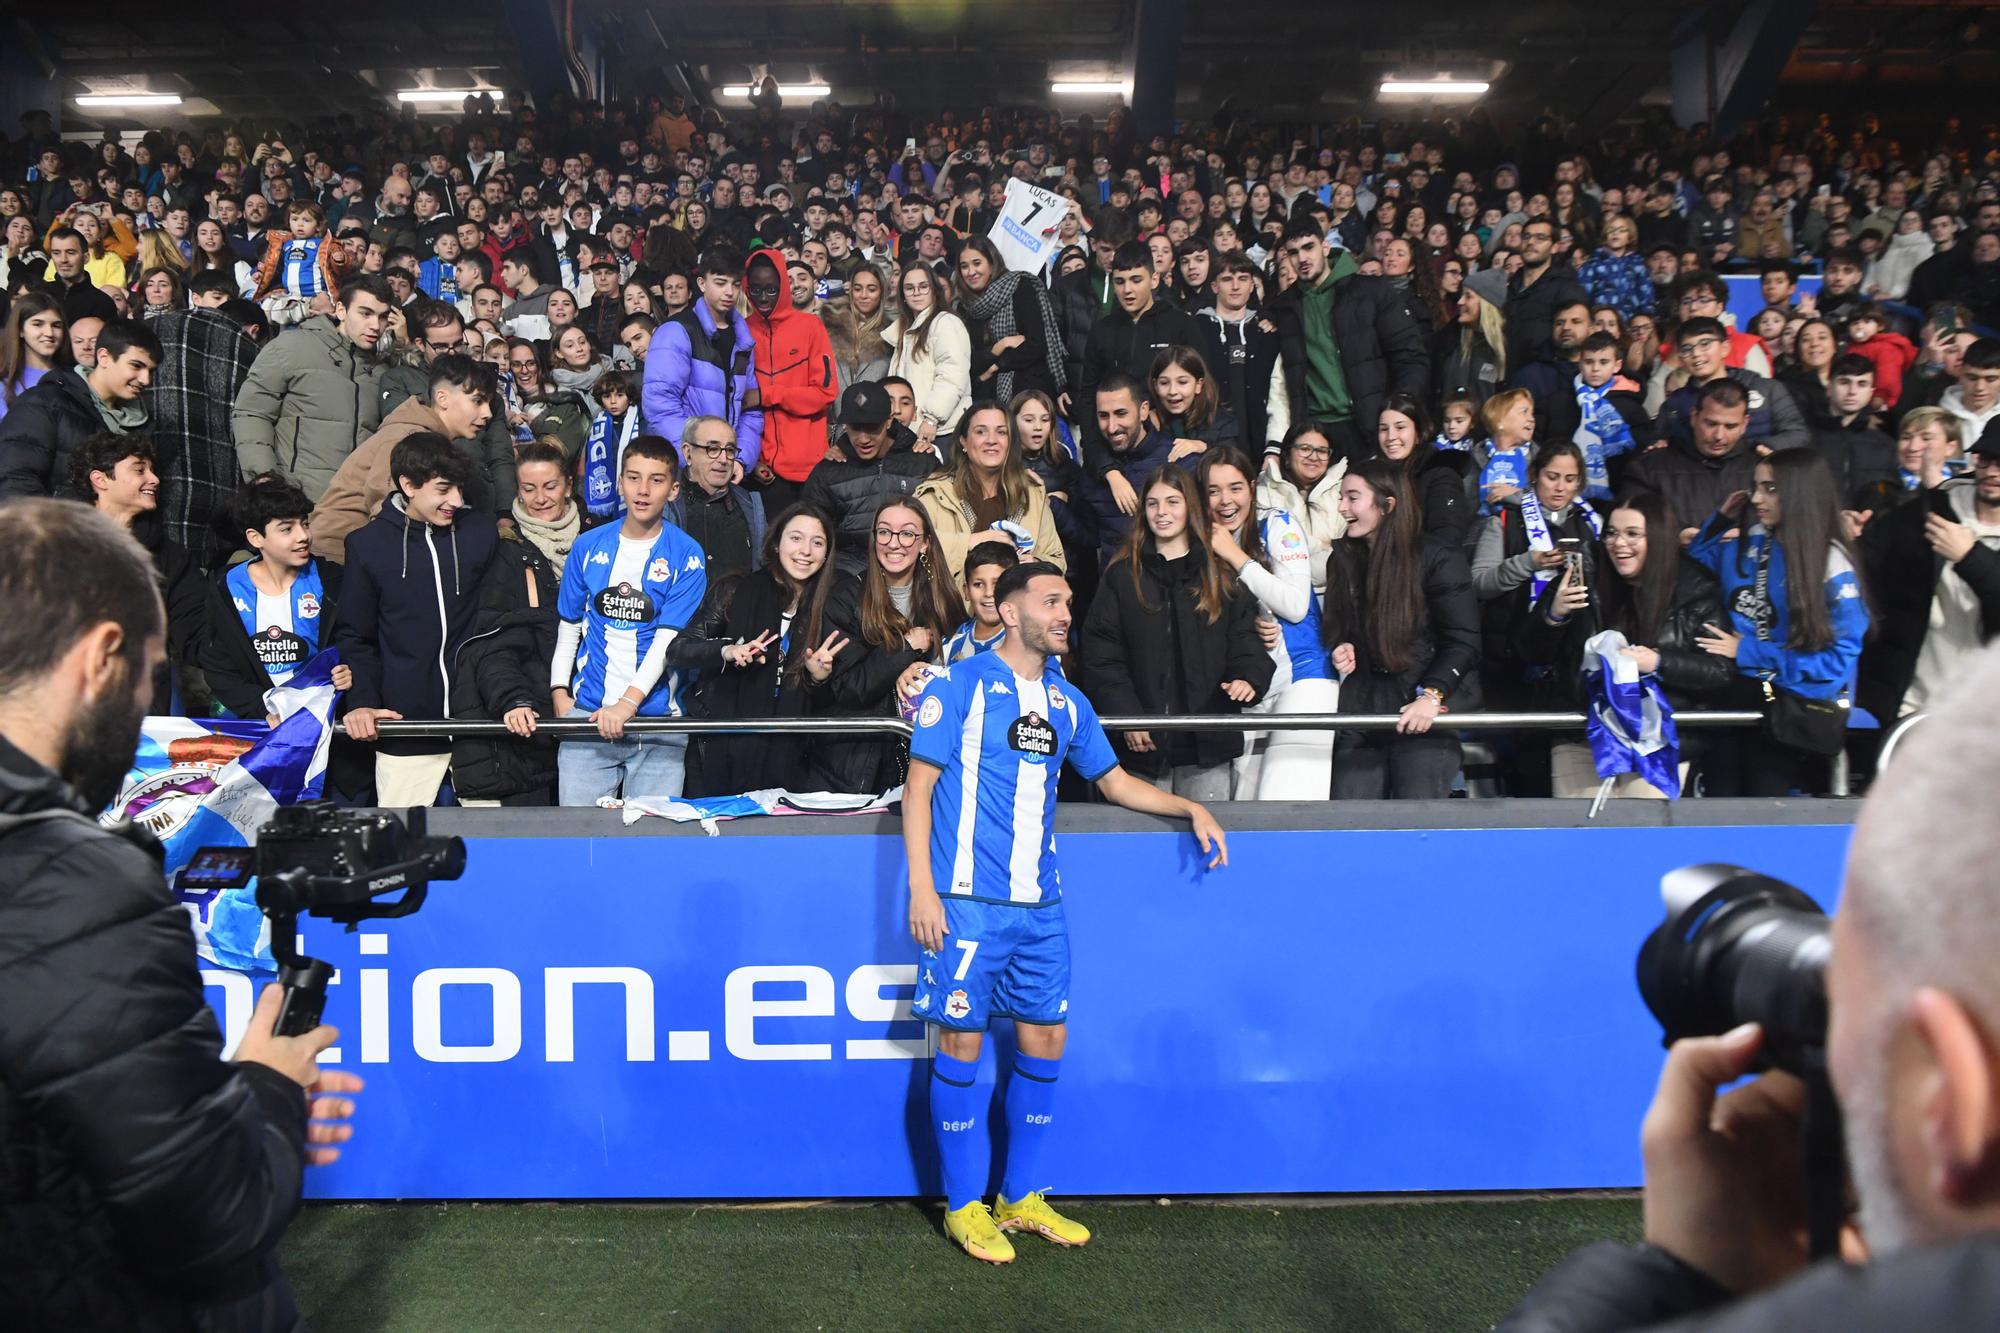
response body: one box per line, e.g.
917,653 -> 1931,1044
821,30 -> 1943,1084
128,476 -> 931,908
1008,712 -> 1056,759
232,596 -> 251,614
647,557 -> 672,584
945,989 -> 971,1020
588,550 -> 611,566
683,554 -> 703,573
594,581 -> 658,623
297,592 -> 320,620
1058,999 -> 1069,1014
987,680 -> 1011,696
917,695 -> 944,728
913,992 -> 931,1012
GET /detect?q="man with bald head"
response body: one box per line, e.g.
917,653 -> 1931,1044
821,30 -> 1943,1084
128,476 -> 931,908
1504,643 -> 2000,1327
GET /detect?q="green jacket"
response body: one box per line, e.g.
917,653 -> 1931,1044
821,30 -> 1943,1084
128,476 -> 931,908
231,315 -> 387,501
378,361 -> 518,515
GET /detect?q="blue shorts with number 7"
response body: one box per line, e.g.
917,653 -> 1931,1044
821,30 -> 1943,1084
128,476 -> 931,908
912,897 -> 1070,1031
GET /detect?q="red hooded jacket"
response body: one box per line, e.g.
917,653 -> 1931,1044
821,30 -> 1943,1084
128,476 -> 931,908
745,246 -> 838,482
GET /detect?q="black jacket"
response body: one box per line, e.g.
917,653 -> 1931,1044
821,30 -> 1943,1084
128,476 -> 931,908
1022,441 -> 1095,566
802,431 -> 939,575
448,529 -> 573,800
1076,299 -> 1202,474
1266,270 -> 1430,446
0,736 -> 308,1331
200,557 -> 345,720
1050,264 -> 1113,402
1077,549 -> 1274,774
1858,480 -> 2000,720
669,568 -> 841,796
1624,436 -> 1761,535
1193,309 -> 1284,448
1324,537 -> 1483,714
1498,1234 -> 2000,1333
1516,559 -> 1737,712
1432,324 -> 1504,411
1504,263 -> 1590,372
1809,422 -> 1899,508
960,278 -> 1064,399
0,367 -> 127,499
333,499 -> 499,755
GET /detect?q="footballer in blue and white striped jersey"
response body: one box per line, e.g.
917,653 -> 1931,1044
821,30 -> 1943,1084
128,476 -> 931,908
907,651 -> 1117,907
554,520 -> 707,715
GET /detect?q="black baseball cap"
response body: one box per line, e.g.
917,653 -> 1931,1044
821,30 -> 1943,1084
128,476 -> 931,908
836,381 -> 893,427
1973,419 -> 2000,458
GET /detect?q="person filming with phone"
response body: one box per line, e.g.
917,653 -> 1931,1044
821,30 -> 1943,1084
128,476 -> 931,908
0,498 -> 360,1330
1501,641 -> 2000,1329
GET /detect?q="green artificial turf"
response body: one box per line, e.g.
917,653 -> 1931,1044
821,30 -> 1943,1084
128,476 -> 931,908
283,1194 -> 1641,1331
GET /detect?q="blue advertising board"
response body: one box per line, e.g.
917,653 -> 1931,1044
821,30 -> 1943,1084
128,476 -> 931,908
201,815 -> 1854,1200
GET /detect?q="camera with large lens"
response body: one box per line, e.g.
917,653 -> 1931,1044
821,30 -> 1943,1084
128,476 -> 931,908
1636,864 -> 1844,1255
178,802 -> 466,1037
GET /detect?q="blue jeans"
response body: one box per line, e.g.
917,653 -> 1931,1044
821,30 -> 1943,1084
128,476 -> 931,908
556,709 -> 689,806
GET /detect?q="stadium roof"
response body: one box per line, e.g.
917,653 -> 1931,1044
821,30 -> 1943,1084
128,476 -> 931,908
26,0 -> 2000,133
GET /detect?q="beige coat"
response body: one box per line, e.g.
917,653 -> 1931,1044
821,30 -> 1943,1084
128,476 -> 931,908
883,307 -> 972,434
310,397 -> 454,563
915,470 -> 1066,584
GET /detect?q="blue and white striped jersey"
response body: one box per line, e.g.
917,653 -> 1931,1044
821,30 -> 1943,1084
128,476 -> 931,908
555,522 -> 707,715
908,651 -> 1118,907
278,236 -> 327,299
225,561 -> 326,691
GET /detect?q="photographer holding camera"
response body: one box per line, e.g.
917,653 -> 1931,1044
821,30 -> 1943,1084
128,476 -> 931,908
0,499 -> 360,1330
1503,644 -> 2000,1330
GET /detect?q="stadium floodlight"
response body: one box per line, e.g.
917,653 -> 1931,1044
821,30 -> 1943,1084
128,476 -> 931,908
75,94 -> 183,108
1378,78 -> 1489,100
1051,81 -> 1128,95
398,89 -> 506,104
719,84 -> 832,98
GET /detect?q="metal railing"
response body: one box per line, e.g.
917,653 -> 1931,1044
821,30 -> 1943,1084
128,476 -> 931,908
1875,711 -> 1928,773
353,710 -> 1769,740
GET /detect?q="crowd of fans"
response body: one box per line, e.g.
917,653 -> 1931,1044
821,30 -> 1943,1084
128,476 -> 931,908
2,89 -> 1998,806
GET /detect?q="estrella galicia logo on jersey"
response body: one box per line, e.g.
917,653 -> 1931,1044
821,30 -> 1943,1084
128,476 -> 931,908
647,557 -> 672,584
255,626 -> 309,669
916,695 -> 944,728
595,581 -> 658,623
297,592 -> 320,620
1008,712 -> 1056,760
945,989 -> 971,1020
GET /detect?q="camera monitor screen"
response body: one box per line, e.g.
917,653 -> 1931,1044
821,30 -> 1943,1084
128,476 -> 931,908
176,846 -> 256,891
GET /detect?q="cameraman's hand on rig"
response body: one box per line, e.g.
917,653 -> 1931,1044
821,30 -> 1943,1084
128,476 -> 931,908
232,983 -> 364,1166
1640,1023 -> 1817,1294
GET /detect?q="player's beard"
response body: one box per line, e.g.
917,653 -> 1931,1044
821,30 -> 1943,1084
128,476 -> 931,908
1018,617 -> 1066,657
1842,1014 -> 1922,1258
63,660 -> 150,813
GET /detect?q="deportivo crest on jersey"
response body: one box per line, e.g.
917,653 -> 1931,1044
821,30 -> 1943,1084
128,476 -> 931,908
648,557 -> 672,583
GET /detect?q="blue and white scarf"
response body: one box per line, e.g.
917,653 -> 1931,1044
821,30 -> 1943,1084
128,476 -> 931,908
1572,375 -> 1635,502
1520,490 -> 1601,603
580,409 -> 640,517
1433,431 -> 1472,453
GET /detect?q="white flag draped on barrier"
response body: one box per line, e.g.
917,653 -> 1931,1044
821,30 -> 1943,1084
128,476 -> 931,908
105,650 -> 342,971
987,178 -> 1070,273
623,787 -> 903,834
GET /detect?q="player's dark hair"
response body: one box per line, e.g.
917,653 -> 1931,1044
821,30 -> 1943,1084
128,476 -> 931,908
994,559 -> 1063,605
235,471 -> 314,539
1094,370 -> 1149,411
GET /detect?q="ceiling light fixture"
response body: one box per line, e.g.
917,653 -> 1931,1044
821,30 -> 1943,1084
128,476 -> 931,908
398,89 -> 506,104
1050,80 -> 1128,95
75,93 -> 183,108
719,84 -> 832,98
1378,78 -> 1489,99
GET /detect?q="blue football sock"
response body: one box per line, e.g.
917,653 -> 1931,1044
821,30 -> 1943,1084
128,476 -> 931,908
931,1051 -> 986,1210
1000,1053 -> 1060,1202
